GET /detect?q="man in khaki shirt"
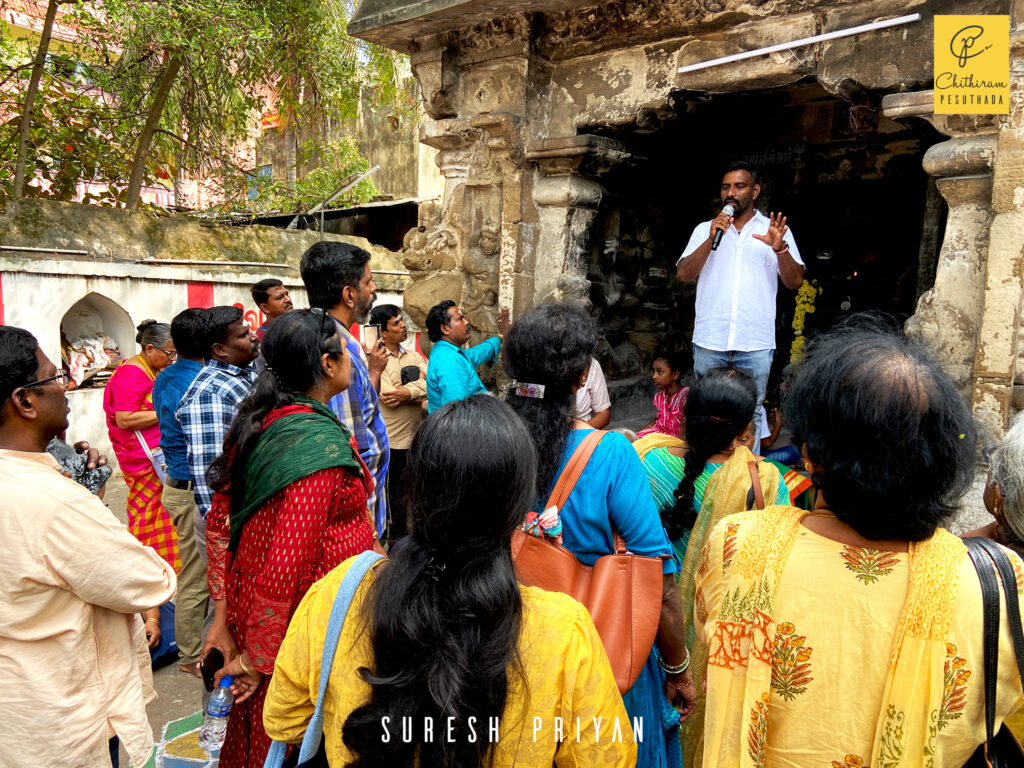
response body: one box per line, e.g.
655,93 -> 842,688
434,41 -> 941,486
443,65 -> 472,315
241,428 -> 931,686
0,327 -> 177,768
370,304 -> 428,545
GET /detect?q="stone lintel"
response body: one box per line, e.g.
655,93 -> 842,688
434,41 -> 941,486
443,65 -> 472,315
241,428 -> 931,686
525,135 -> 639,178
349,0 -> 589,51
923,135 -> 999,179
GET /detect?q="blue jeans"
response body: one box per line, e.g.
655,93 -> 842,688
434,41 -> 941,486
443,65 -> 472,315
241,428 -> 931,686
693,345 -> 774,448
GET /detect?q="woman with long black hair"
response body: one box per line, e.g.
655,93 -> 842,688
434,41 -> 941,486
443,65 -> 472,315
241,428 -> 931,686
264,395 -> 635,767
638,366 -> 788,767
203,309 -> 376,768
501,302 -> 695,768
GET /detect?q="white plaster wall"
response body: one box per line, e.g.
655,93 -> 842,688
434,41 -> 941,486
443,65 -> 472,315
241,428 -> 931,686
1,258 -> 405,471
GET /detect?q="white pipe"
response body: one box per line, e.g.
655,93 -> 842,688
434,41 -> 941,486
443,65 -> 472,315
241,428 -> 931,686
677,13 -> 921,74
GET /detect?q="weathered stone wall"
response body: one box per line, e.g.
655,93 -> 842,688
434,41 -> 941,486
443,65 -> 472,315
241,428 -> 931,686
0,197 -> 409,288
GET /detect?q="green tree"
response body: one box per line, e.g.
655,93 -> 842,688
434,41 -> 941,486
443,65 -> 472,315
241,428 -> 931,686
0,0 -> 415,210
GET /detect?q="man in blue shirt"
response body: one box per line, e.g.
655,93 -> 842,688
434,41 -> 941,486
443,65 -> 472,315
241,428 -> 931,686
425,300 -> 509,413
300,241 -> 390,536
151,307 -> 207,675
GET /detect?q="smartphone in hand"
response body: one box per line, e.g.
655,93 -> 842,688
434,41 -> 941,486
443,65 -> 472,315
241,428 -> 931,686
361,323 -> 381,350
200,648 -> 225,692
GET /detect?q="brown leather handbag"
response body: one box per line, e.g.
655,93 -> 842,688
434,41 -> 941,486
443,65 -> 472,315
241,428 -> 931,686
510,430 -> 665,694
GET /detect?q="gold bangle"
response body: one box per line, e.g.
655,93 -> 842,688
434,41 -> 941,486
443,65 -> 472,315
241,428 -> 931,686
145,617 -> 160,626
239,654 -> 257,677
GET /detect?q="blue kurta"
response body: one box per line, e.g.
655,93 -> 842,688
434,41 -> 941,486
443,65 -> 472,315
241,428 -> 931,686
425,337 -> 500,413
543,428 -> 678,768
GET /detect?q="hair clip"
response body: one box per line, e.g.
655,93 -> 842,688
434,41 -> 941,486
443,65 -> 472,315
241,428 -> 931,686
513,381 -> 545,399
708,415 -> 731,423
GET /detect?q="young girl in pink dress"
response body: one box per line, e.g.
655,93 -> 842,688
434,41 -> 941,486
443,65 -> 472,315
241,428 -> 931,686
637,351 -> 689,439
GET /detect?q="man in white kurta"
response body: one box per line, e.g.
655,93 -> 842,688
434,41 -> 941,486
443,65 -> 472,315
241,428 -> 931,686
0,326 -> 176,768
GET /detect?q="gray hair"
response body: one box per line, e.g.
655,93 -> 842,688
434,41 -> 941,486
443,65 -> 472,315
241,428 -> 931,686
992,411 -> 1024,542
136,319 -> 171,349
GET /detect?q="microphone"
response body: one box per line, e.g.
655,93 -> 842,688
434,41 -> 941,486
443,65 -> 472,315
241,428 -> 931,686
711,203 -> 736,251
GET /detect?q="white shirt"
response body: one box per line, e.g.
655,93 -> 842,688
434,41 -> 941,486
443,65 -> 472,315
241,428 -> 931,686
575,357 -> 611,421
678,209 -> 803,352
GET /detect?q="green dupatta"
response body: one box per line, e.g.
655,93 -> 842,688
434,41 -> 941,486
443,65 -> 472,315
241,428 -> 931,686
229,396 -> 361,552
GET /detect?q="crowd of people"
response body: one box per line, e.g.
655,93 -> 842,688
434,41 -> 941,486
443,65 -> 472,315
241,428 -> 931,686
2,161 -> 1024,768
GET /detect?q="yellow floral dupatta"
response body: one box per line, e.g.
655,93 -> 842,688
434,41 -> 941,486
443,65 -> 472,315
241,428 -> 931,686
701,505 -> 965,768
679,446 -> 780,768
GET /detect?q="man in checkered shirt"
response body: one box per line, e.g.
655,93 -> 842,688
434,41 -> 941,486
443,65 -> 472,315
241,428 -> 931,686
177,305 -> 259,529
300,241 -> 391,537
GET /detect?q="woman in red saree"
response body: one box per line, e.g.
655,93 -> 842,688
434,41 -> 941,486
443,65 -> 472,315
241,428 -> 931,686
203,309 -> 377,768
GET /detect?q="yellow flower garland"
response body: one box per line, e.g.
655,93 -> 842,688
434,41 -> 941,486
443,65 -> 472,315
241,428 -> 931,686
789,279 -> 821,366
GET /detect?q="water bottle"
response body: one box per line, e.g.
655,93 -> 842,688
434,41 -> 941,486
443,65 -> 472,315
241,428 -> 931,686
199,675 -> 234,755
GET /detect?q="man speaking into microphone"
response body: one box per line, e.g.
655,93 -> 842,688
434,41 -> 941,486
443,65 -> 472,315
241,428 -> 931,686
675,161 -> 804,447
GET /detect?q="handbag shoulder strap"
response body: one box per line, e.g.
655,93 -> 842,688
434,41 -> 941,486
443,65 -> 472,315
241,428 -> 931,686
965,537 -> 1002,746
972,537 -> 1024,681
295,550 -> 384,763
746,460 -> 765,511
544,430 -> 606,512
542,430 -> 630,553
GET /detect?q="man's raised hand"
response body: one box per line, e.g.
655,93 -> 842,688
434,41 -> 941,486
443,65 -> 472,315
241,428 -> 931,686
753,212 -> 789,252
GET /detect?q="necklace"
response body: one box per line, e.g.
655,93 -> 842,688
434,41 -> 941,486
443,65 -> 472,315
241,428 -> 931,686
804,510 -> 836,519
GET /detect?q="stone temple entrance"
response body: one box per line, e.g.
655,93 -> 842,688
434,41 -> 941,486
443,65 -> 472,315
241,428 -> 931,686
586,81 -> 945,398
350,0 -> 1024,439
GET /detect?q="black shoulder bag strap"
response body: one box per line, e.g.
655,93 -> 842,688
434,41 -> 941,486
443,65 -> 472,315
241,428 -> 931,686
964,537 -> 1024,768
974,537 -> 1024,679
965,537 -> 1002,758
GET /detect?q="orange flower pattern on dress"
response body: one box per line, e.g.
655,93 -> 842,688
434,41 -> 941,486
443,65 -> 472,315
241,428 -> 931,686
831,754 -> 865,768
723,522 -> 741,566
696,585 -> 708,624
771,621 -> 813,701
935,642 -> 970,731
840,545 -> 900,584
747,692 -> 770,768
709,620 -> 747,670
698,549 -> 711,579
710,580 -> 776,670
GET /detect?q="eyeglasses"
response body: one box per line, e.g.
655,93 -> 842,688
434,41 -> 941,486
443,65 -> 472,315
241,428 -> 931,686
16,370 -> 71,392
157,347 -> 178,361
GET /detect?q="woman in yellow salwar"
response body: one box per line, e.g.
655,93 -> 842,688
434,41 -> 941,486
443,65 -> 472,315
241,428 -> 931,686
264,396 -> 635,768
638,366 -> 788,767
696,323 -> 1024,768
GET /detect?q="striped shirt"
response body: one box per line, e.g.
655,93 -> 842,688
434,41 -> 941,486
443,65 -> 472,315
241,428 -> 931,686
328,320 -> 390,533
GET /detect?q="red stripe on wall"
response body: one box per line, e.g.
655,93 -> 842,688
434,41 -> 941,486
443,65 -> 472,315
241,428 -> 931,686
187,282 -> 215,308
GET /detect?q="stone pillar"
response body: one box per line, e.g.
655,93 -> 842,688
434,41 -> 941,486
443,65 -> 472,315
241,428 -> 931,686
525,135 -> 637,310
971,28 -> 1024,442
532,174 -> 604,308
881,92 -> 999,402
